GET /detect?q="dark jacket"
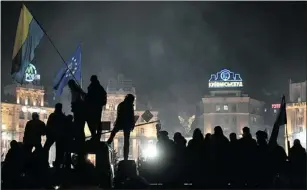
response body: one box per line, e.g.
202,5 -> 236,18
114,101 -> 135,130
46,111 -> 67,139
87,81 -> 107,108
23,119 -> 46,145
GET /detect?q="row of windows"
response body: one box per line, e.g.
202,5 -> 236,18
216,104 -> 236,112
19,111 -> 48,120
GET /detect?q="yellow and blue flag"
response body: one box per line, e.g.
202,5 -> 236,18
11,5 -> 44,84
53,46 -> 82,96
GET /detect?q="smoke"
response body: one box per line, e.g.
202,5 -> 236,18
1,2 -> 306,132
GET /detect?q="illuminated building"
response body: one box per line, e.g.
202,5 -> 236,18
98,75 -> 159,161
285,80 -> 307,151
1,83 -> 54,160
202,69 -> 265,137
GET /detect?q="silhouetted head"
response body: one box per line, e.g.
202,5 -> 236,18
204,133 -> 211,141
242,127 -> 251,138
158,130 -> 169,141
173,132 -> 182,142
193,128 -> 203,140
68,79 -> 77,90
229,133 -> 237,142
10,140 -> 18,149
55,103 -> 62,112
256,130 -> 268,146
90,75 -> 98,83
124,94 -> 135,104
214,126 -> 223,136
67,114 -> 73,121
32,112 -> 39,120
293,139 -> 302,147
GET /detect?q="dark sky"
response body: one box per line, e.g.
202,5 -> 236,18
1,1 -> 306,131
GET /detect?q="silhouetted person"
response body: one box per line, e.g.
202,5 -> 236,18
156,130 -> 175,186
23,112 -> 46,161
173,132 -> 187,187
68,79 -> 86,157
210,126 -> 229,188
229,132 -> 239,187
44,103 -> 67,168
64,114 -> 74,169
289,139 -> 306,188
255,130 -> 270,188
107,94 -> 135,161
238,126 -> 257,187
187,128 -> 205,187
86,75 -> 107,141
2,140 -> 24,189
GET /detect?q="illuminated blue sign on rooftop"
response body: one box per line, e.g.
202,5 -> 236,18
208,69 -> 243,88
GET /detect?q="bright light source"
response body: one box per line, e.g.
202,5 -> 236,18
2,124 -> 6,130
143,144 -> 157,159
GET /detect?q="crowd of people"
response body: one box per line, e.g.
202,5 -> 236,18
1,75 -> 306,189
139,126 -> 306,188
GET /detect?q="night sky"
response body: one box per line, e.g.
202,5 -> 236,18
1,1 -> 306,132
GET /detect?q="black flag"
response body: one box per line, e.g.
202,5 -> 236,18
269,95 -> 287,145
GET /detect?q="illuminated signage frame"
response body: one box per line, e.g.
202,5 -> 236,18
272,104 -> 281,109
208,69 -> 243,88
24,63 -> 40,82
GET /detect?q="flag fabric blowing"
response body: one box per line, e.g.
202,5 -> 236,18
53,46 -> 82,96
11,4 -> 44,84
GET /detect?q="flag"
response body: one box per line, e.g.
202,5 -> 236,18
269,95 -> 287,145
53,46 -> 81,96
11,5 -> 44,84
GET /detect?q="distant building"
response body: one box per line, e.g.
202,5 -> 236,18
1,83 -> 54,161
286,80 -> 307,152
202,69 -> 266,138
99,75 -> 159,161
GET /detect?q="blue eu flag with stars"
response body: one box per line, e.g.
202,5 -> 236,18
53,46 -> 82,96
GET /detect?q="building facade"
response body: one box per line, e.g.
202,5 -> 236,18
203,69 -> 265,137
285,80 -> 307,151
1,84 -> 54,160
99,75 -> 159,161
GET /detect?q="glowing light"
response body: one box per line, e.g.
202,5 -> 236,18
208,69 -> 243,88
143,144 -> 157,158
24,63 -> 40,82
272,104 -> 281,109
2,124 -> 6,130
21,106 -> 47,113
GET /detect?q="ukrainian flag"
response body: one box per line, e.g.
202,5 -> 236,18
11,4 -> 44,84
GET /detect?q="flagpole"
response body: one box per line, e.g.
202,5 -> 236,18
25,5 -> 81,88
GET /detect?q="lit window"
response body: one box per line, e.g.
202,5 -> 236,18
264,108 -> 267,112
105,104 -> 109,110
224,105 -> 228,111
216,105 -> 221,112
274,109 -> 277,113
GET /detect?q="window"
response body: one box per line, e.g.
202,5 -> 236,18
231,105 -> 237,112
19,111 -> 24,119
273,109 -> 277,113
264,108 -> 267,112
27,112 -> 32,120
216,105 -> 221,112
223,105 -> 228,111
140,128 -> 145,135
44,114 -> 48,119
